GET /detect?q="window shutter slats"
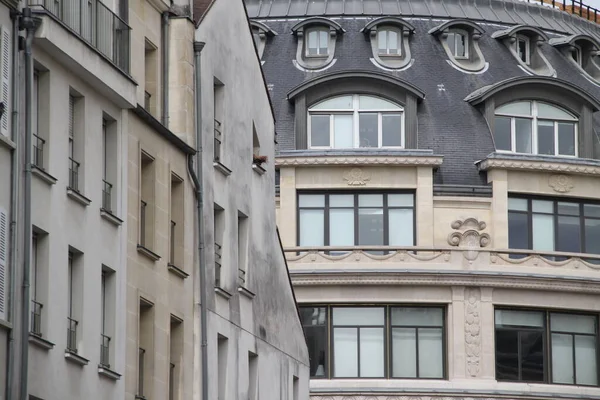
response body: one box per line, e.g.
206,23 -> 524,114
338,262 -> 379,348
0,206 -> 8,321
1,27 -> 11,137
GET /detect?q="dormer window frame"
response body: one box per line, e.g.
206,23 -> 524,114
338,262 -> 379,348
550,35 -> 600,84
492,25 -> 554,77
447,28 -> 469,60
429,20 -> 486,73
572,43 -> 583,67
361,17 -> 415,71
516,34 -> 531,65
249,21 -> 277,60
377,27 -> 402,57
291,17 -> 344,71
305,27 -> 330,58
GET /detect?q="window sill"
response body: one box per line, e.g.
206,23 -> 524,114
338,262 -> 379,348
238,286 -> 256,299
0,134 -> 16,150
29,333 -> 55,350
137,245 -> 161,262
64,350 -> 89,366
167,263 -> 189,279
98,365 -> 121,380
215,286 -> 232,300
135,396 -> 147,400
252,163 -> 266,175
67,188 -> 91,207
213,161 -> 232,176
32,165 -> 58,185
100,209 -> 123,226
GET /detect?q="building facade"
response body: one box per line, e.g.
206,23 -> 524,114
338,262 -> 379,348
246,0 -> 600,399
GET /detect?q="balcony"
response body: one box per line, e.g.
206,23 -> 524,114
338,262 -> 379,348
33,134 -> 45,169
215,242 -> 222,287
214,119 -> 222,162
68,157 -> 80,192
102,179 -> 112,212
66,316 -> 78,353
283,246 -> 600,292
30,300 -> 43,336
100,333 -> 111,368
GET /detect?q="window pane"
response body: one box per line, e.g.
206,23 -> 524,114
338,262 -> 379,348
382,114 -> 402,147
307,30 -> 318,54
508,212 -> 529,249
518,38 -> 528,63
447,32 -> 456,55
558,122 -> 576,156
299,210 -> 324,246
299,306 -> 327,326
455,33 -> 466,57
552,333 -> 574,384
494,116 -> 512,151
389,209 -> 413,246
495,329 -> 519,380
508,198 -> 528,211
310,115 -> 330,147
418,328 -> 444,378
532,214 -> 554,252
520,330 -> 545,382
359,96 -> 401,110
392,307 -> 443,326
537,120 -> 555,155
575,335 -> 598,385
377,30 -> 386,52
388,30 -> 398,53
312,96 -> 353,110
496,101 -> 532,116
532,200 -> 553,213
359,328 -> 385,377
389,194 -> 413,207
333,328 -> 358,377
359,113 -> 378,147
557,215 -> 581,253
359,194 -> 383,207
585,204 -> 600,218
333,114 -> 353,149
332,307 -> 385,326
515,118 -> 532,153
358,208 -> 384,246
318,30 -> 328,54
558,202 -> 579,216
299,307 -> 328,378
299,194 -> 325,208
551,313 -> 596,334
537,103 -> 576,120
330,209 -> 354,246
392,327 -> 417,378
495,310 -> 544,328
585,219 -> 600,254
330,194 -> 354,207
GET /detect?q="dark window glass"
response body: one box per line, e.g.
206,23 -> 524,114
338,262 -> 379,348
359,113 -> 378,147
508,212 -> 529,250
558,122 -> 576,156
515,118 -> 532,153
556,216 -> 581,253
537,121 -> 555,155
382,114 -> 402,147
299,307 -> 328,378
310,115 -> 330,147
494,116 -> 511,151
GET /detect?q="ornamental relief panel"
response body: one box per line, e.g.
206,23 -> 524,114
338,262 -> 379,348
343,168 -> 371,186
548,174 -> 574,193
447,218 -> 490,261
465,287 -> 482,377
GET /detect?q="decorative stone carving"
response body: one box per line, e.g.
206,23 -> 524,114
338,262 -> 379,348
276,155 -> 444,167
344,168 -> 371,186
465,287 -> 482,377
451,218 -> 486,231
548,174 -> 574,193
447,218 -> 490,261
477,157 -> 600,176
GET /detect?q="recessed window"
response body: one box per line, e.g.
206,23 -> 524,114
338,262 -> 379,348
508,196 -> 600,257
300,305 -> 445,379
573,44 -> 583,67
516,34 -> 531,65
298,192 -> 414,249
308,95 -> 404,149
447,29 -> 468,59
494,101 -> 577,157
306,28 -> 329,56
495,309 -> 598,386
377,28 -> 401,56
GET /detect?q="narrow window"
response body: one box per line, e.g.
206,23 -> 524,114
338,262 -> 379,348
67,249 -> 83,353
30,233 -> 41,336
217,335 -> 229,400
144,39 -> 158,113
248,352 -> 258,400
572,44 -> 583,66
138,299 -> 154,398
100,266 -> 115,368
169,316 -> 183,400
516,35 -> 530,65
170,173 -> 184,268
237,212 -> 248,286
299,307 -> 328,378
139,151 -> 155,250
68,92 -> 84,192
306,28 -> 329,56
32,72 -> 43,169
377,28 -> 400,56
292,375 -> 299,400
213,78 -> 224,163
214,205 -> 225,287
102,115 -> 117,213
447,29 -> 468,59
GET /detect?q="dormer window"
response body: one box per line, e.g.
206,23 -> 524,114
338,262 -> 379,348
550,35 -> 600,84
249,21 -> 277,60
492,25 -> 555,76
361,17 -> 414,70
429,20 -> 486,73
572,44 -> 583,66
292,17 -> 344,71
516,35 -> 530,65
377,28 -> 401,56
306,28 -> 329,56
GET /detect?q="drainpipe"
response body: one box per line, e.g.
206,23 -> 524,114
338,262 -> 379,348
6,9 -> 21,400
19,8 -> 35,400
190,40 -> 208,400
161,12 -> 169,127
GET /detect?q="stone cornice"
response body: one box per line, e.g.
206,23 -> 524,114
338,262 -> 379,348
477,154 -> 600,176
276,155 -> 444,167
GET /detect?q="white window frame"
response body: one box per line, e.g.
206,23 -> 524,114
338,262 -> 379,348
572,44 -> 583,67
305,28 -> 329,57
307,95 -> 405,149
448,29 -> 469,59
376,27 -> 402,56
495,100 -> 578,157
516,34 -> 531,65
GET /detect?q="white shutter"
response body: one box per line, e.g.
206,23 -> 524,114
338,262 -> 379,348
1,27 -> 11,137
0,206 -> 8,321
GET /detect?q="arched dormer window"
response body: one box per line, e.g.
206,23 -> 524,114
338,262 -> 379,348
291,17 -> 344,71
361,17 -> 415,70
550,35 -> 600,84
491,25 -> 555,76
308,95 -> 404,149
429,20 -> 486,73
250,21 -> 277,59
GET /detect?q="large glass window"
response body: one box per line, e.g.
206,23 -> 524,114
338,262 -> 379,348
299,305 -> 445,379
508,196 -> 600,257
495,309 -> 598,386
308,95 -> 404,149
298,192 -> 414,248
377,27 -> 401,56
447,29 -> 468,59
494,101 -> 577,157
306,28 -> 329,56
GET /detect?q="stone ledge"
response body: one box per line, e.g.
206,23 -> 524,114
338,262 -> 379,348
215,287 -> 232,300
64,350 -> 89,366
137,245 -> 161,262
98,365 -> 121,380
477,152 -> 600,176
238,286 -> 256,299
32,166 -> 58,185
276,152 -> 444,167
29,333 -> 55,350
167,263 -> 189,279
100,209 -> 123,226
0,134 -> 16,150
252,164 -> 266,175
214,161 -> 232,176
67,188 -> 91,207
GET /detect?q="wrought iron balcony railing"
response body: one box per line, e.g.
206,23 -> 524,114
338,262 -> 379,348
523,0 -> 600,23
33,134 -> 45,169
214,119 -> 222,162
67,317 -> 78,353
68,157 -> 80,191
29,0 -> 131,73
100,333 -> 111,368
102,179 -> 112,212
30,300 -> 43,336
215,242 -> 222,287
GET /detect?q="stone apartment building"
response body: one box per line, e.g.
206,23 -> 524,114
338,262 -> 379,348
246,0 -> 600,399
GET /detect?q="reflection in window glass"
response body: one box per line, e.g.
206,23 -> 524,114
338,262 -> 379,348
558,122 -> 576,156
333,114 -> 353,148
377,28 -> 401,55
537,120 -> 555,155
310,115 -> 330,147
306,29 -> 329,56
515,118 -> 532,153
382,114 -> 402,147
359,113 -> 378,148
494,116 -> 511,151
299,307 -> 328,378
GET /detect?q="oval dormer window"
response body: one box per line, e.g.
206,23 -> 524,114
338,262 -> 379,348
306,28 -> 329,57
377,28 -> 401,56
